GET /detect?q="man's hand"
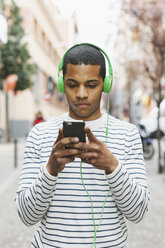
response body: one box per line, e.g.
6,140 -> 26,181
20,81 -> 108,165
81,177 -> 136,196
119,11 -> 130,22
75,127 -> 119,174
46,128 -> 80,176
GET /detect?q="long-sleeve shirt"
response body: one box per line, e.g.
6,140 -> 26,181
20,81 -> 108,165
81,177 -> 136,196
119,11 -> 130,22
15,113 -> 150,248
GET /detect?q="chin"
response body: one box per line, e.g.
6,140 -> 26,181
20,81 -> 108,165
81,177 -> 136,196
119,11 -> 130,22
72,110 -> 91,119
76,112 -> 90,118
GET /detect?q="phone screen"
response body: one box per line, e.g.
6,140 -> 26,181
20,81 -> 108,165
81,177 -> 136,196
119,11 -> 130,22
63,121 -> 86,142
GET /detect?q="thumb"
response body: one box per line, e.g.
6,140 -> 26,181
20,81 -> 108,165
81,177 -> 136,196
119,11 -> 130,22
55,127 -> 63,144
85,127 -> 98,142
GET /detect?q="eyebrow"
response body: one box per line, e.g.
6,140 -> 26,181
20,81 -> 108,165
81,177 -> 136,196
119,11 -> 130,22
86,79 -> 99,83
65,78 -> 77,83
65,78 -> 99,83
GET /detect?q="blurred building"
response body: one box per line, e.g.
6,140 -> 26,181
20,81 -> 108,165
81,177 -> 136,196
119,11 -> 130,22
0,0 -> 78,140
112,5 -> 146,123
112,0 -> 164,124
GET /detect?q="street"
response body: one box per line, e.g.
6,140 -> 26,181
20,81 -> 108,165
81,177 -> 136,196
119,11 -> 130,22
0,139 -> 165,248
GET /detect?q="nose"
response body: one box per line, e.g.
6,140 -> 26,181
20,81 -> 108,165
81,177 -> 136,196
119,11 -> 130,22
76,85 -> 88,99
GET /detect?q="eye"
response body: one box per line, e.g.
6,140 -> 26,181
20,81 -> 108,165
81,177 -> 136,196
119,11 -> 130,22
87,84 -> 97,89
66,82 -> 77,89
68,84 -> 76,88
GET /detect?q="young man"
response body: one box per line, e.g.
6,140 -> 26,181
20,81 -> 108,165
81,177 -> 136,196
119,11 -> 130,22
15,44 -> 150,248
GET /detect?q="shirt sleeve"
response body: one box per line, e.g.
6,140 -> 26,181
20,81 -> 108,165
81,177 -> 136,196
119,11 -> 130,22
15,125 -> 57,226
106,126 -> 150,223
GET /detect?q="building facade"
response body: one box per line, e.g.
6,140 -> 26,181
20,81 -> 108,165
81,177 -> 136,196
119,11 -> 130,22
0,0 -> 78,140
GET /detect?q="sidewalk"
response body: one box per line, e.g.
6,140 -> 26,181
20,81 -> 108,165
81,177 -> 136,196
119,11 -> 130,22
0,139 -> 36,248
126,172 -> 165,248
126,143 -> 165,248
0,139 -> 25,195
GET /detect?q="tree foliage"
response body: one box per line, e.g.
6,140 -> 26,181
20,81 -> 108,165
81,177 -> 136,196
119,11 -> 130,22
0,0 -> 36,91
127,0 -> 165,173
129,0 -> 165,104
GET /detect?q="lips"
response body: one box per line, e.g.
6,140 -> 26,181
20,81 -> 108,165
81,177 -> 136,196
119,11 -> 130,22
75,102 -> 90,109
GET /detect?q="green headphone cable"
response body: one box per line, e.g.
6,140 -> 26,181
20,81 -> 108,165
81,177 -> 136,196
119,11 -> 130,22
80,160 -> 110,248
106,93 -> 110,146
80,93 -> 110,247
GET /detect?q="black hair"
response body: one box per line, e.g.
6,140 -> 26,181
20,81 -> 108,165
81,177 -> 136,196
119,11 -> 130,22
62,44 -> 106,80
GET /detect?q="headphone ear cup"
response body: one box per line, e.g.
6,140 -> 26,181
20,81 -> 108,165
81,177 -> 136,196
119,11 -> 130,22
57,76 -> 65,93
103,75 -> 113,93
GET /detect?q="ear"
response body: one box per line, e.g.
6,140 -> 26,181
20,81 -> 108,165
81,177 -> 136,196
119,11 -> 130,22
57,76 -> 65,93
103,75 -> 113,93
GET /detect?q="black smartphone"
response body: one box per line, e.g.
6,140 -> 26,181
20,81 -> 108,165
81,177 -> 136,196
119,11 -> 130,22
63,121 -> 86,142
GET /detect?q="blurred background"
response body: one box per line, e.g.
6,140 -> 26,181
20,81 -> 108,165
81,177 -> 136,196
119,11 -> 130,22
0,0 -> 165,247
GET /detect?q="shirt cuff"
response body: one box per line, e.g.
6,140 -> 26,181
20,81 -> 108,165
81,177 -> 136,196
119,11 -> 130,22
43,164 -> 58,183
105,160 -> 125,189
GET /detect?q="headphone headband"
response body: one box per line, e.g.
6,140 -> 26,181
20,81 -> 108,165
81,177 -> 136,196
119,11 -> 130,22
57,43 -> 113,93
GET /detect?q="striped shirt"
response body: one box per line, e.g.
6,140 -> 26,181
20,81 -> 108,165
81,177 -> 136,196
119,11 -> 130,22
15,113 -> 150,248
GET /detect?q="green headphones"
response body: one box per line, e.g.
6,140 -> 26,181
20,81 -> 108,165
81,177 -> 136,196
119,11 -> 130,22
57,43 -> 113,94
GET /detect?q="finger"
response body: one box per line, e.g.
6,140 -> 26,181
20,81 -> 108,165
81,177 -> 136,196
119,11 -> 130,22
79,151 -> 98,160
71,141 -> 100,154
57,156 -> 75,165
55,128 -> 63,145
67,142 -> 86,150
56,137 -> 79,150
85,127 -> 98,142
57,148 -> 82,157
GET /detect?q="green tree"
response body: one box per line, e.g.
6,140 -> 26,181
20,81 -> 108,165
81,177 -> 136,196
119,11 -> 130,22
0,0 -> 36,91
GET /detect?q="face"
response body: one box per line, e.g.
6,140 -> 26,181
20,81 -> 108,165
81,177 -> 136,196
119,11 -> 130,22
64,63 -> 104,121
